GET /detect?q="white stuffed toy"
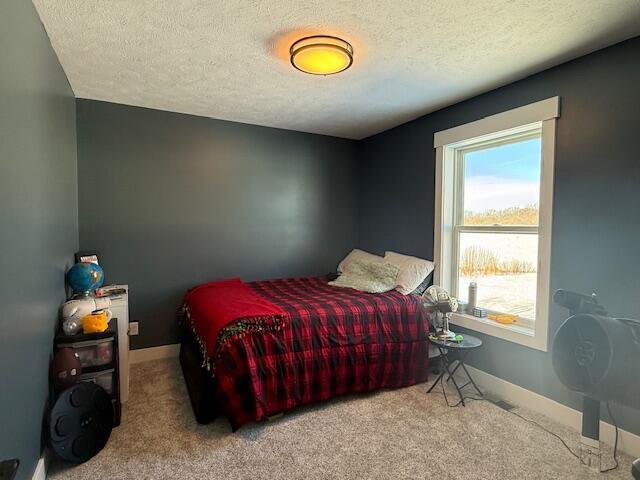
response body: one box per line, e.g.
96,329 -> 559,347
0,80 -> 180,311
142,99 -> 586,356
61,296 -> 112,335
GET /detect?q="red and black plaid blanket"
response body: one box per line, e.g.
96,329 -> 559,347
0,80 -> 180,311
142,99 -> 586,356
184,276 -> 430,429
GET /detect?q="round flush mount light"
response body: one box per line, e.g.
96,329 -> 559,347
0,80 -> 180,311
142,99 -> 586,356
290,35 -> 353,75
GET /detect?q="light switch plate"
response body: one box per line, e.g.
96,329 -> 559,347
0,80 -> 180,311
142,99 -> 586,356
129,322 -> 139,336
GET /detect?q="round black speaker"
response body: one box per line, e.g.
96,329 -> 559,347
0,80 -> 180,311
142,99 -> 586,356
49,382 -> 114,463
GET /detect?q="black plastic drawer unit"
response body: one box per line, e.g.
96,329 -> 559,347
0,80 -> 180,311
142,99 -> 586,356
54,322 -> 121,426
79,368 -> 116,394
56,337 -> 114,370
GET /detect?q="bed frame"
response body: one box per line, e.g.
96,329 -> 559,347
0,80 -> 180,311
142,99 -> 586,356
179,328 -> 219,424
178,274 -> 435,426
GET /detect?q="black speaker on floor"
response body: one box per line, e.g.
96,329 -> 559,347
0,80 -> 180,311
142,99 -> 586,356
48,382 -> 113,463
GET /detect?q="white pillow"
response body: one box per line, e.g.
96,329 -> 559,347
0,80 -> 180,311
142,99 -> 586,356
337,249 -> 383,274
384,251 -> 435,295
329,259 -> 400,293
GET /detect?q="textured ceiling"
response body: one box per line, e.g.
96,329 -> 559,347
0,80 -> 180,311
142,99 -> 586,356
33,0 -> 640,139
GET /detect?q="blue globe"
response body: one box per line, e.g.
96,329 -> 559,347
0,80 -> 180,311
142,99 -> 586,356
67,262 -> 104,293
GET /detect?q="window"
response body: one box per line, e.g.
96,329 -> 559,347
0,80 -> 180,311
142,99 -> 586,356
434,98 -> 559,351
455,129 -> 541,326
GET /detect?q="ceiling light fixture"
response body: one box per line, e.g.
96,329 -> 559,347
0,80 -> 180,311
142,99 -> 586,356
290,35 -> 353,75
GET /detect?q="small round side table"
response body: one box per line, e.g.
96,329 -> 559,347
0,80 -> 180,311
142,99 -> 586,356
427,333 -> 483,406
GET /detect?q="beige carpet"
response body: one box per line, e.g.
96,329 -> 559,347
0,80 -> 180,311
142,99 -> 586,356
49,358 -> 632,479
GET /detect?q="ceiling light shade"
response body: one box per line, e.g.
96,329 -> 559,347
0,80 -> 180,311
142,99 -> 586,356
290,35 -> 353,75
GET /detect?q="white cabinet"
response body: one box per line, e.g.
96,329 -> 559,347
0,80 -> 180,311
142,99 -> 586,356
107,285 -> 130,403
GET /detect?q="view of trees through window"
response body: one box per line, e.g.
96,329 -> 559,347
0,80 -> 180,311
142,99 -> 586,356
456,136 -> 541,320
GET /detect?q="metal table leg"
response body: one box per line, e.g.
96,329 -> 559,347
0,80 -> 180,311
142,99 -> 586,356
445,358 -> 463,382
426,369 -> 445,393
460,361 -> 483,396
427,345 -> 483,406
426,345 -> 448,394
441,350 -> 466,406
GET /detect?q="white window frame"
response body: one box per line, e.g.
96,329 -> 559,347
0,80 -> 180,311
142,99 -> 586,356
433,97 -> 560,351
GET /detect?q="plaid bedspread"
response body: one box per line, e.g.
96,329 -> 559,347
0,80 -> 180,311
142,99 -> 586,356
185,276 -> 431,429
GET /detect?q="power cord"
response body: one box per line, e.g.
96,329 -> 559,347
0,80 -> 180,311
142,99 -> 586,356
600,401 -> 619,473
434,374 -> 619,473
495,402 -> 581,462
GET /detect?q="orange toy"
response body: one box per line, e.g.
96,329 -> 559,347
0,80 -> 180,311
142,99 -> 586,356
82,310 -> 111,334
488,313 -> 517,324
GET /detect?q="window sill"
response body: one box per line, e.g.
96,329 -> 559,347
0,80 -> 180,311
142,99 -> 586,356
449,312 -> 547,352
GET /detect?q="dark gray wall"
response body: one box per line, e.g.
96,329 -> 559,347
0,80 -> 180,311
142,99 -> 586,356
357,37 -> 640,435
77,100 -> 358,349
0,1 -> 78,479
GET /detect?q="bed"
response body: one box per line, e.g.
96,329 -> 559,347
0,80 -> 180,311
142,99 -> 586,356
179,275 -> 431,430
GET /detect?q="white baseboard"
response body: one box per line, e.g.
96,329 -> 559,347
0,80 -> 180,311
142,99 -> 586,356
32,456 -> 46,480
465,365 -> 640,459
129,343 -> 180,364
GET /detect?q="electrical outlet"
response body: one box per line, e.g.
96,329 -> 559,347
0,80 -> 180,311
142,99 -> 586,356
129,322 -> 139,336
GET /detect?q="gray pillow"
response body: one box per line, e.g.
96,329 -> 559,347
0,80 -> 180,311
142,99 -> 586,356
329,259 -> 400,293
